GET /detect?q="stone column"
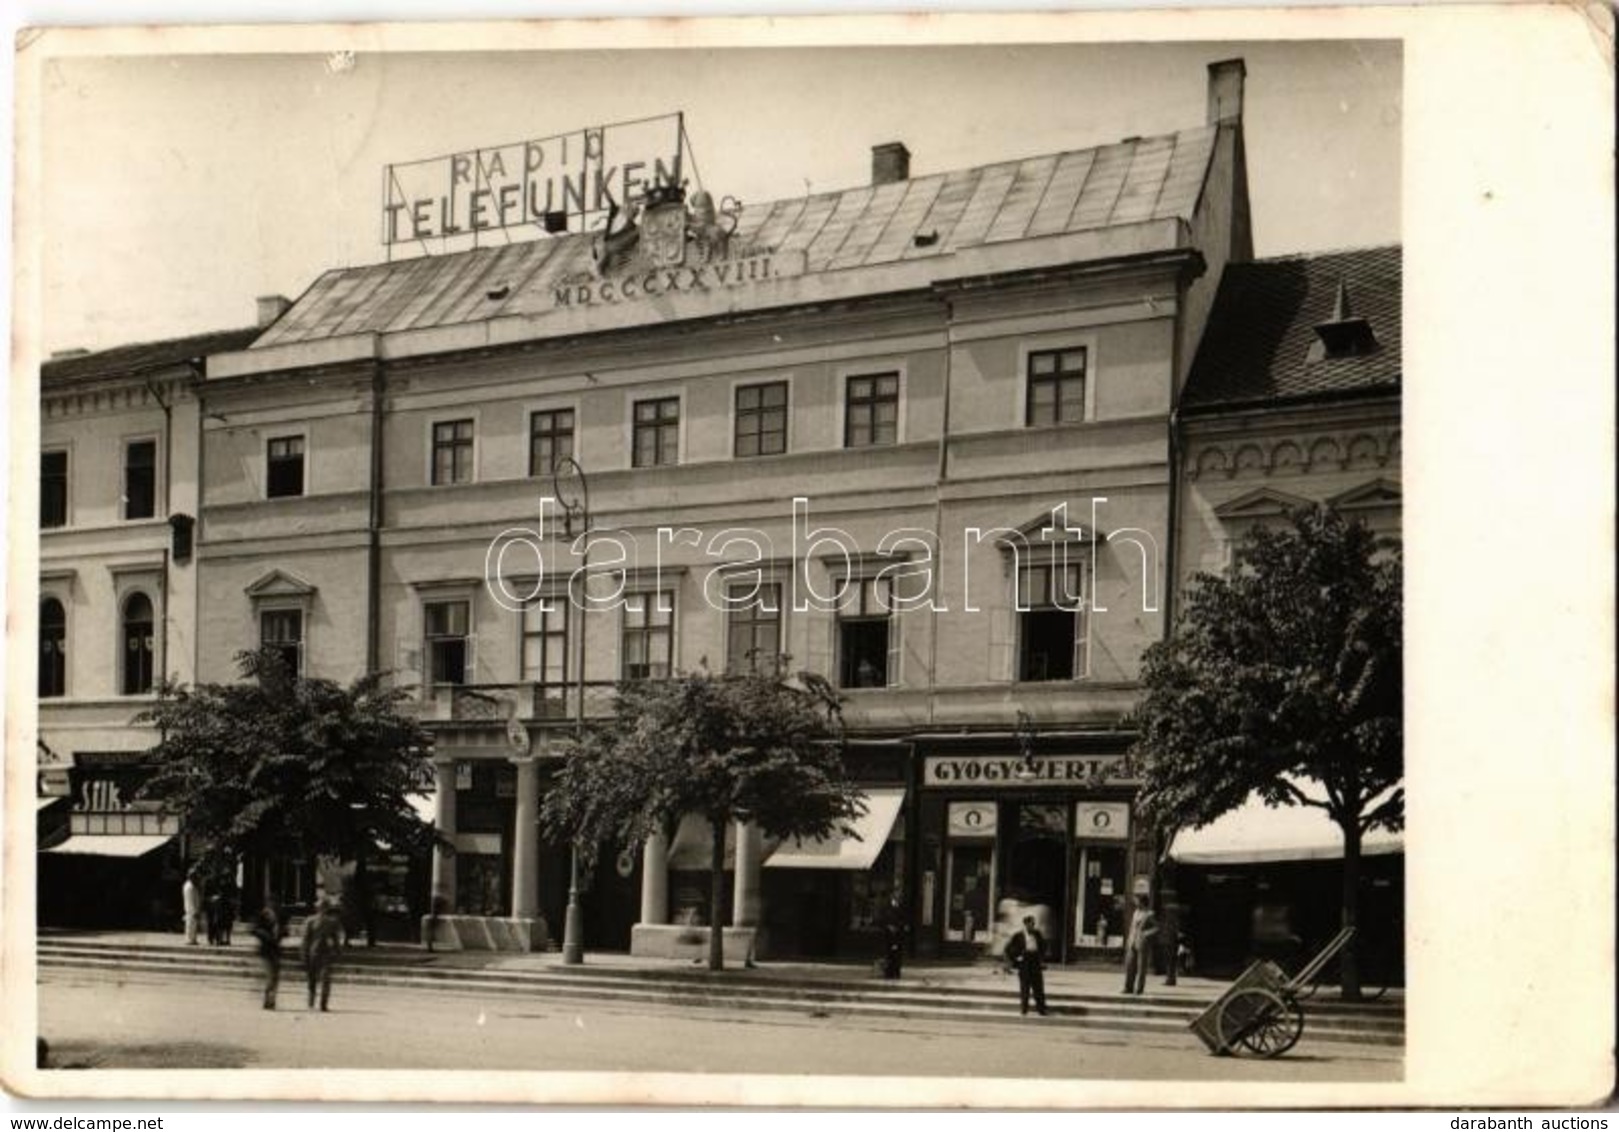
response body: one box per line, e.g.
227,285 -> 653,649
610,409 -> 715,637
509,756 -> 539,920
732,820 -> 763,927
639,827 -> 669,925
430,757 -> 458,910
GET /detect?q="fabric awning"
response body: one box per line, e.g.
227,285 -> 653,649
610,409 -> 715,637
1167,784 -> 1402,865
37,796 -> 67,811
766,788 -> 905,871
667,815 -> 737,871
41,833 -> 175,858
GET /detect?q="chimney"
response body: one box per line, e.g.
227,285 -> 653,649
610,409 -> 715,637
256,294 -> 293,328
1206,58 -> 1246,125
871,142 -> 911,186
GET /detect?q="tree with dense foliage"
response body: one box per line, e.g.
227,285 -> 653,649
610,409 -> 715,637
541,666 -> 866,970
138,648 -> 442,901
1132,506 -> 1402,998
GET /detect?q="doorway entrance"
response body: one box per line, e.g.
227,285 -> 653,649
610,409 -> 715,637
1006,802 -> 1069,954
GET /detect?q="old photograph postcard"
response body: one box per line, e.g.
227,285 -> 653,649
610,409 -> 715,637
3,6 -> 1613,1110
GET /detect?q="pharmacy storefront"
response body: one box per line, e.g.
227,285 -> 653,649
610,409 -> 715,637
910,747 -> 1152,963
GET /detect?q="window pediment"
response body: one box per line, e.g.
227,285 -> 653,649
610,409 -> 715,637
1328,478 -> 1402,512
1213,487 -> 1314,521
244,569 -> 317,600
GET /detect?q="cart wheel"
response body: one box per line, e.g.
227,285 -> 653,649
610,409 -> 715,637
1215,988 -> 1304,1058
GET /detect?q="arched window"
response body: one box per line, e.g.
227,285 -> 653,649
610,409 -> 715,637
39,598 -> 66,698
121,592 -> 155,695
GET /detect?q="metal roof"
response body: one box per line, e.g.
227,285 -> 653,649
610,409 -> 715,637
253,125 -> 1219,349
42,327 -> 262,385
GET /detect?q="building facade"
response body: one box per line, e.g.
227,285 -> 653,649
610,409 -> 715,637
1169,244 -> 1403,980
179,58 -> 1256,961
35,324 -> 259,927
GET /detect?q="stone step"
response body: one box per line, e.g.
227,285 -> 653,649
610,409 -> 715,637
37,946 -> 1404,1046
35,939 -> 1404,1023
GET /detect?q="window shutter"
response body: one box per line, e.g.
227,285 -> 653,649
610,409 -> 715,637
1073,601 -> 1090,679
463,634 -> 479,685
886,616 -> 902,687
988,609 -> 1014,683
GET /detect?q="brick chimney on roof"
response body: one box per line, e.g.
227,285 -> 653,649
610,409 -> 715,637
872,142 -> 911,186
1207,58 -> 1246,125
257,295 -> 292,328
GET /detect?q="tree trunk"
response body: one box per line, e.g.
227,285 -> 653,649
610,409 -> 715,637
1340,819 -> 1363,1001
707,817 -> 727,972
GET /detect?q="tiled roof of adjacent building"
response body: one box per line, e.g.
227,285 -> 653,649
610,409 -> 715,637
43,327 -> 263,384
1182,245 -> 1401,411
252,125 -> 1220,348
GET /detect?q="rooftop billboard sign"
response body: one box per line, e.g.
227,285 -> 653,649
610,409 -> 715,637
382,112 -> 684,249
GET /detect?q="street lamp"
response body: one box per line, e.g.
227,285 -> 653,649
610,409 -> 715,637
553,457 -> 590,966
1013,710 -> 1038,781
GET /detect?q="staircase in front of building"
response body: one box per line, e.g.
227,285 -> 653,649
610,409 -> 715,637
36,936 -> 1403,1048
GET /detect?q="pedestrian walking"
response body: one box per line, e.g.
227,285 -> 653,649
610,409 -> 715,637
879,892 -> 906,979
250,906 -> 282,1010
205,884 -> 224,946
1003,914 -> 1049,1016
302,897 -> 344,1012
424,890 -> 448,952
182,870 -> 202,945
1123,893 -> 1159,995
217,880 -> 236,946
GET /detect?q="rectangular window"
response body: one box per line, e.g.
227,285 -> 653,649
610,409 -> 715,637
529,409 -> 575,478
425,600 -> 471,685
521,598 -> 569,689
266,436 -> 306,498
1025,347 -> 1087,427
431,420 -> 475,485
734,382 -> 788,458
124,439 -> 157,520
726,582 -> 782,675
837,576 -> 894,689
632,397 -> 680,468
622,590 -> 674,680
1017,563 -> 1086,681
845,373 -> 899,448
259,609 -> 304,676
40,600 -> 66,698
41,450 -> 68,528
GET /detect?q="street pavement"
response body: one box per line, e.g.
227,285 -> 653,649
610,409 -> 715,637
39,929 -> 1402,1004
39,966 -> 1401,1082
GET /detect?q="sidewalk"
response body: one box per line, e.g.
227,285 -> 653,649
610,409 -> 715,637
40,928 -> 1396,1006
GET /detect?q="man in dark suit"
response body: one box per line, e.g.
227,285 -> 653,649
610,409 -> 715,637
1003,914 -> 1050,1016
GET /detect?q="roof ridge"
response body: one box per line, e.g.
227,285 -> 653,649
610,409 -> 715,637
43,325 -> 261,367
1242,243 -> 1402,265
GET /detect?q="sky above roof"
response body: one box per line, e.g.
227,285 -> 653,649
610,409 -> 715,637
39,39 -> 1400,354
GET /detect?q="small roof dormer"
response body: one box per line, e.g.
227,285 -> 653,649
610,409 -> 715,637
1307,279 -> 1379,362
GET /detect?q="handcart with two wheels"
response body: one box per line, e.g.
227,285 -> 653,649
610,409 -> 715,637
1189,926 -> 1356,1058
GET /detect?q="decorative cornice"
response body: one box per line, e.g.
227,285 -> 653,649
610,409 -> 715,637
1187,426 -> 1399,481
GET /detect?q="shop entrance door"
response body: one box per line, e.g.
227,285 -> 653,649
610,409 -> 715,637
943,843 -> 995,944
1007,803 -> 1069,954
1075,845 -> 1128,947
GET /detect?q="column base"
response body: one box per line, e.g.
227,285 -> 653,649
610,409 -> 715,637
420,914 -> 549,952
631,923 -> 762,962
